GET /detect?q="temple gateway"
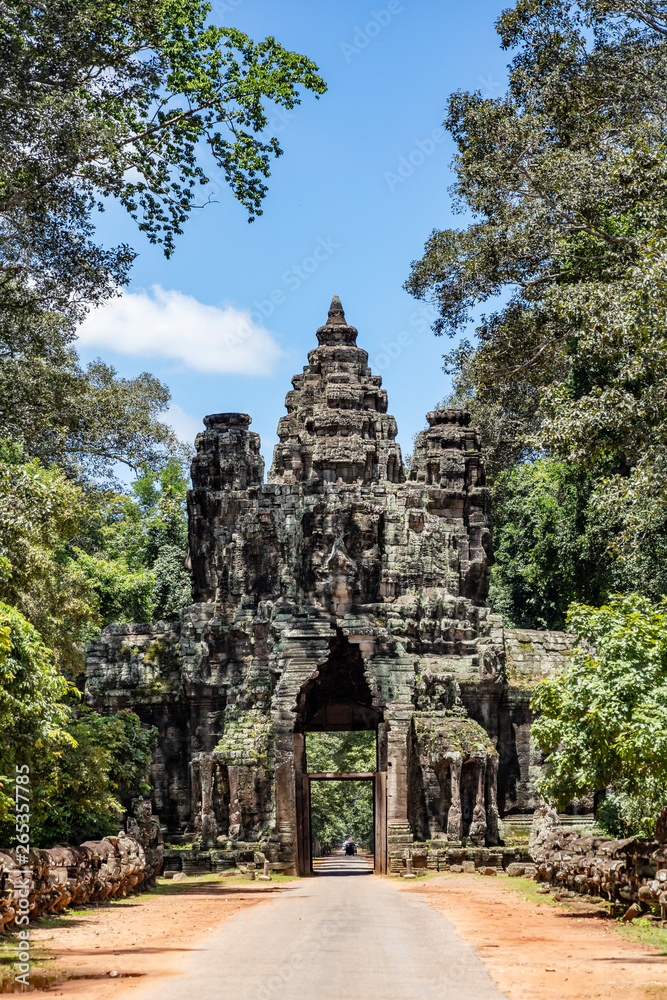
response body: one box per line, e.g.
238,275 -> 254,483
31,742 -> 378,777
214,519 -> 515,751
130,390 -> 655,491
86,297 -> 572,874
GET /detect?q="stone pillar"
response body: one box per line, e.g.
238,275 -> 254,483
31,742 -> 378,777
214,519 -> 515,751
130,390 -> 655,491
228,765 -> 241,840
386,711 -> 413,849
485,753 -> 500,846
273,732 -> 297,869
446,753 -> 463,841
200,757 -> 218,845
469,757 -> 487,846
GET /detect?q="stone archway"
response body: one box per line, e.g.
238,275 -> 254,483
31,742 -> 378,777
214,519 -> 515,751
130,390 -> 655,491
291,633 -> 387,874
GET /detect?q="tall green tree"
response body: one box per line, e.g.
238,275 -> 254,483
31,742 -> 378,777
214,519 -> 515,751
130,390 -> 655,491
0,1 -> 326,481
531,594 -> 667,837
408,0 -> 667,613
0,443 -> 100,672
30,708 -> 158,846
406,1 -> 667,524
0,602 -> 73,822
1,0 -> 326,318
489,458 -> 667,628
77,459 -> 191,623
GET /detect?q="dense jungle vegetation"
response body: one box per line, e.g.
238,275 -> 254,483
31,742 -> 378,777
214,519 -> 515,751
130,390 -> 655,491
307,733 -> 376,853
407,0 -> 667,835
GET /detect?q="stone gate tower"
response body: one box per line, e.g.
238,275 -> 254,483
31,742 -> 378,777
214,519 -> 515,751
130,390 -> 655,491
86,298 -> 573,872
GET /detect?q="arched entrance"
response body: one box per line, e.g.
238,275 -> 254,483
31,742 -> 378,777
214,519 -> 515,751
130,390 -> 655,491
292,633 -> 387,874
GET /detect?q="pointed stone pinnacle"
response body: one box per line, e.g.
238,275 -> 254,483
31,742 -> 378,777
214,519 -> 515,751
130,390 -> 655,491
326,295 -> 346,326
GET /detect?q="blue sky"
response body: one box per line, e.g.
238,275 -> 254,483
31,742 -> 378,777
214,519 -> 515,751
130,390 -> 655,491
78,0 -> 510,471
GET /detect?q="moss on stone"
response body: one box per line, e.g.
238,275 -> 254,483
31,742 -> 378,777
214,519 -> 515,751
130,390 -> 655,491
413,712 -> 496,759
214,710 -> 273,767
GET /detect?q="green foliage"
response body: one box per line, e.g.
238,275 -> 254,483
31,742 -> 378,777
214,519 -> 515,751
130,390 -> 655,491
0,345 -> 187,484
595,779 -> 665,839
531,594 -> 667,834
306,732 -> 376,773
0,603 -> 157,845
1,0 -> 325,482
30,708 -> 158,847
0,602 -> 72,822
307,733 -> 375,852
406,0 -> 667,558
77,459 -> 191,624
490,460 -> 599,629
489,458 -> 667,628
0,448 -> 100,671
310,780 -> 374,853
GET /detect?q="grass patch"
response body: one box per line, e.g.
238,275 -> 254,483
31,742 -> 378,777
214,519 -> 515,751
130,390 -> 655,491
617,919 -> 667,955
490,873 -> 567,907
149,873 -> 296,895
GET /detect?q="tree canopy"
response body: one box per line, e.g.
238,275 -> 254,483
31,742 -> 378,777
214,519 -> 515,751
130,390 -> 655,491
408,0 -> 667,630
0,602 -> 72,822
531,594 -> 667,836
1,0 -> 326,319
407,0 -> 667,546
1,0 -> 326,482
77,459 -> 191,625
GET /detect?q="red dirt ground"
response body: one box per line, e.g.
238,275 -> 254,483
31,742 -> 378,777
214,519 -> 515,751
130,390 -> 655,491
404,872 -> 667,1000
25,875 -> 291,999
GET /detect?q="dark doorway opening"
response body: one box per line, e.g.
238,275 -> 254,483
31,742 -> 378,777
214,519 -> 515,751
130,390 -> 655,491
293,634 -> 387,875
294,633 -> 381,733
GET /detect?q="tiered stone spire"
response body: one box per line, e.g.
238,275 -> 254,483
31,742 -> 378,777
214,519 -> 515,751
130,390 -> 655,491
269,297 -> 404,485
408,409 -> 485,491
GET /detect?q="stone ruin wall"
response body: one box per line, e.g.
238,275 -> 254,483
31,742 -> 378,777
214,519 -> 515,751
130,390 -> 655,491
86,297 -> 576,858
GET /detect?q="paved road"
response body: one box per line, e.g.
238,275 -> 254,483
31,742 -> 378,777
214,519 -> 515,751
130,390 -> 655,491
151,855 -> 508,1000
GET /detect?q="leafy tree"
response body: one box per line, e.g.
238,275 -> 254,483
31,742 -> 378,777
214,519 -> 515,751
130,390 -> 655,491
0,347 -> 187,483
1,0 -> 326,481
489,458 -> 667,628
0,602 -> 73,822
31,708 -> 158,846
490,460 -> 601,629
0,443 -> 100,672
0,446 -> 190,671
77,459 -> 191,623
405,0 -> 667,552
531,594 -> 667,836
1,0 -> 326,319
0,601 -> 157,846
307,733 -> 375,852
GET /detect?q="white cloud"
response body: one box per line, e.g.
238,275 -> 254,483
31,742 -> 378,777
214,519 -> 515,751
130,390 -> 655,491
166,404 -> 203,446
77,285 -> 282,375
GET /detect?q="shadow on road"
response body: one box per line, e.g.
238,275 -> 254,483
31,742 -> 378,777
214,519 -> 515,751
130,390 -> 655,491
312,855 -> 373,877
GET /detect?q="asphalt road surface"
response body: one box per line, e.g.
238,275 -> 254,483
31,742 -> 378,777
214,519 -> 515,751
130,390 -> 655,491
151,854 -> 509,1000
